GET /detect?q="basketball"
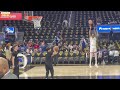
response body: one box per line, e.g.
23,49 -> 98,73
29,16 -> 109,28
53,46 -> 59,52
88,20 -> 93,25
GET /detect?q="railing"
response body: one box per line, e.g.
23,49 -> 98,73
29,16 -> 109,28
68,11 -> 72,28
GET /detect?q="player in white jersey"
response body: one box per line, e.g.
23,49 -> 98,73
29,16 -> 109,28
89,20 -> 98,68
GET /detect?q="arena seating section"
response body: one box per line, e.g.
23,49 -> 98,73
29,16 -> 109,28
1,11 -> 120,64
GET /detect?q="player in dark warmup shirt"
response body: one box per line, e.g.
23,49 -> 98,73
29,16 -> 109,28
45,47 -> 54,79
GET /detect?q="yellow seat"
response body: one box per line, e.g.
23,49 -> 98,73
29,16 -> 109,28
32,53 -> 35,57
59,51 -> 63,56
70,51 -> 73,57
76,51 -> 79,56
37,52 -> 41,57
43,51 -> 47,57
65,51 -> 68,57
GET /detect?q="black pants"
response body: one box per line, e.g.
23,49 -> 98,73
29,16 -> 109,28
86,57 -> 89,64
8,60 -> 11,69
108,56 -> 113,64
45,64 -> 54,78
13,66 -> 19,78
113,56 -> 119,64
98,57 -> 102,65
54,56 -> 58,65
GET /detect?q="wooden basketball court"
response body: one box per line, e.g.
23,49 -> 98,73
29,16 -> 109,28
19,65 -> 120,79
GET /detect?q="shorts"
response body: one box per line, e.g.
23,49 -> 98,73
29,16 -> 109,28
90,47 -> 97,53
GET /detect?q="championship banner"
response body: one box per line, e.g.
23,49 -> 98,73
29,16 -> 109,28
97,25 -> 120,33
0,12 -> 22,20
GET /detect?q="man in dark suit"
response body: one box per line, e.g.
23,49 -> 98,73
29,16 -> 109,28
0,57 -> 18,79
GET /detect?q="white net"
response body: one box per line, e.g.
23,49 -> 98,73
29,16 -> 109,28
32,17 -> 43,29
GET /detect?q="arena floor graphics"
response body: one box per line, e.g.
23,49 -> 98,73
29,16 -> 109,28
19,65 -> 120,79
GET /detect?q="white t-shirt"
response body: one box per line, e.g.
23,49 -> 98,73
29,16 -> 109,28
90,37 -> 96,48
114,50 -> 119,56
62,20 -> 68,27
109,51 -> 114,56
98,51 -> 102,58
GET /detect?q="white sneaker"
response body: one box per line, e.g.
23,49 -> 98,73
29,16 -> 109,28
89,64 -> 92,68
95,64 -> 98,68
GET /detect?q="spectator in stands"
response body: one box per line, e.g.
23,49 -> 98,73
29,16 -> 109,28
108,42 -> 115,50
58,40 -> 62,47
81,50 -> 85,63
19,43 -> 25,53
5,45 -> 12,69
34,42 -> 39,52
113,49 -> 119,64
103,47 -> 109,64
0,57 -> 18,79
32,47 -> 38,64
79,37 -> 87,51
62,20 -> 69,29
73,49 -> 77,54
26,47 -> 32,64
62,37 -> 66,45
109,28 -> 114,42
53,36 -> 61,45
39,47 -> 42,53
2,44 -> 6,52
96,17 -> 102,25
54,36 -> 59,45
27,40 -> 33,49
76,44 -> 79,50
11,44 -> 19,78
0,46 -> 6,58
57,31 -> 61,37
3,24 -> 8,33
63,43 -> 68,52
26,47 -> 33,54
73,44 -> 77,50
98,48 -> 103,65
35,39 -> 39,44
23,42 -> 27,51
5,43 -> 12,51
68,44 -> 73,52
40,41 -> 47,52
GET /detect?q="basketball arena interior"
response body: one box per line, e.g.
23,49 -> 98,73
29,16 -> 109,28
0,11 -> 120,79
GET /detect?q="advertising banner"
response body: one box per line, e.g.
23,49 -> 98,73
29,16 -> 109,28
97,25 -> 120,33
0,12 -> 22,20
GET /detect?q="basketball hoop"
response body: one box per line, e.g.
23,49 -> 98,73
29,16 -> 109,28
24,16 -> 43,29
31,16 -> 43,29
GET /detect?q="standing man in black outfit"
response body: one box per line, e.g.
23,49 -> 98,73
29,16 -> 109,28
109,28 -> 114,42
45,47 -> 54,79
11,44 -> 19,78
